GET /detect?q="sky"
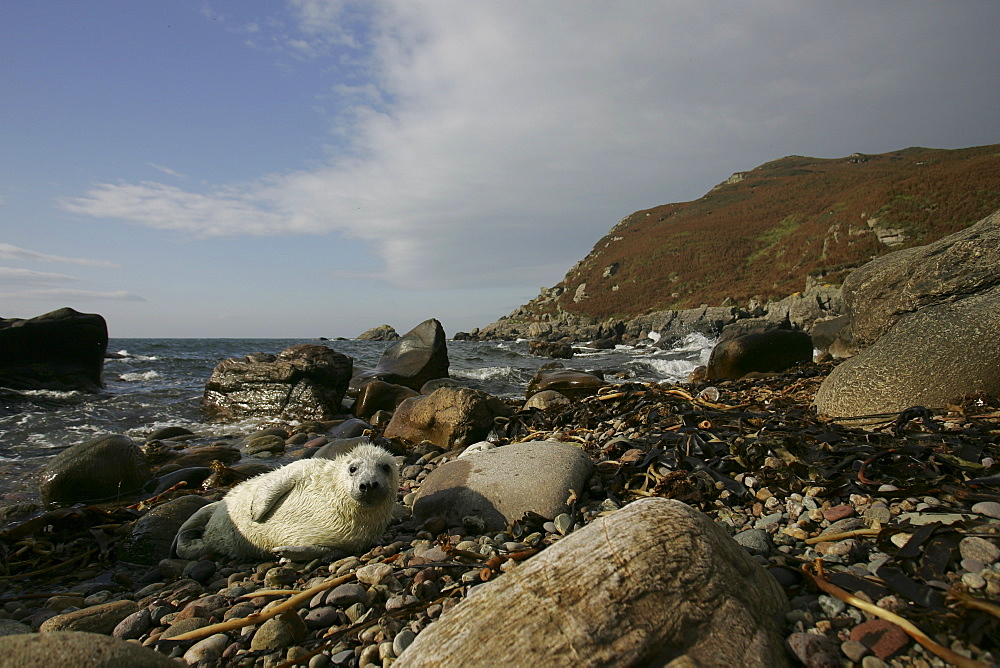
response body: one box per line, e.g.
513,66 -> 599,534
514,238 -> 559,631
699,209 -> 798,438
2,2 -> 998,338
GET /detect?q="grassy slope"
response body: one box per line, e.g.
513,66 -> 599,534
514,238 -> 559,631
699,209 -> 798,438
538,144 -> 1000,320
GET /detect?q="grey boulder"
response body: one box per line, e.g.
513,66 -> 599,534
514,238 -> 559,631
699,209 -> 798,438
39,434 -> 152,505
412,440 -> 593,530
396,497 -> 789,667
0,631 -> 176,667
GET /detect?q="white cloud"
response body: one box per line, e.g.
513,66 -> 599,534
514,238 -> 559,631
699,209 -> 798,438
59,1 -> 1000,291
0,243 -> 119,267
0,267 -> 82,284
0,289 -> 146,301
147,163 -> 186,179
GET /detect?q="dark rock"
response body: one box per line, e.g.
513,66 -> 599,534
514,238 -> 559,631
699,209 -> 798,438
526,369 -> 607,400
145,426 -> 196,441
0,308 -> 108,391
312,437 -> 369,460
203,343 -> 352,421
38,600 -> 139,634
787,632 -> 841,668
809,315 -> 851,353
527,341 -> 574,359
412,440 -> 593,530
383,387 -> 514,449
706,329 -> 813,380
353,380 -> 419,420
349,318 -> 450,393
357,324 -> 400,341
39,434 -> 152,505
843,208 -> 1000,347
0,631 -> 177,667
118,494 -> 210,564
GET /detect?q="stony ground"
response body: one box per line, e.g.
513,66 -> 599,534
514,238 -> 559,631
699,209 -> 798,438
1,361 -> 998,667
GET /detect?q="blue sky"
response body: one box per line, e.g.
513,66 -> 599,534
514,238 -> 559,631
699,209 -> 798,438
2,1 -> 998,338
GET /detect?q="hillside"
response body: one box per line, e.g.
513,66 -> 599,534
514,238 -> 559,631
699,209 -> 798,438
497,144 -> 1000,327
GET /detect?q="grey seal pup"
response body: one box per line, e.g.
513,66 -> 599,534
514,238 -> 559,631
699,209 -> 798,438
172,442 -> 399,561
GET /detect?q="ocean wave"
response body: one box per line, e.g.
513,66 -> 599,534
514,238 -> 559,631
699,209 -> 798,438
5,388 -> 84,400
633,357 -> 701,383
119,371 -> 161,382
452,366 -> 522,382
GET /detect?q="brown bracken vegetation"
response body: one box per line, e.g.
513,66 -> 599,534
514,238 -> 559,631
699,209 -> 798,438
540,144 -> 1000,320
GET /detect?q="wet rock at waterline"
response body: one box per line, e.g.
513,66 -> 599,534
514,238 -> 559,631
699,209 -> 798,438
356,324 -> 400,341
0,307 -> 108,392
202,343 -> 352,421
349,318 -> 450,393
411,440 -> 593,530
384,386 -> 513,449
352,379 -> 419,421
396,497 -> 789,667
706,328 -> 813,380
39,434 -> 152,505
526,368 -> 607,400
527,340 -> 574,359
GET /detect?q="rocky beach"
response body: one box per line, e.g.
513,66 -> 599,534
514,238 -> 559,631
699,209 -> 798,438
0,358 -> 997,667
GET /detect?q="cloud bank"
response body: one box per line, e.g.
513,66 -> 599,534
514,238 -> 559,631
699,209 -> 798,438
60,1 -> 1000,291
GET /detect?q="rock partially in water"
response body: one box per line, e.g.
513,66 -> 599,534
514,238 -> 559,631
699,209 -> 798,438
706,328 -> 813,380
353,380 -> 418,421
526,369 -> 607,400
0,307 -> 108,392
203,343 -> 352,421
39,434 -> 152,505
349,318 -> 450,393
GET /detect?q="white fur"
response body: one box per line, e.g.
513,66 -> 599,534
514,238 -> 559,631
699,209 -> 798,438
174,443 -> 399,560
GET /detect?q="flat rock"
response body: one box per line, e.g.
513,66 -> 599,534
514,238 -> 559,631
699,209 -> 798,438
396,497 -> 790,667
0,631 -> 177,667
412,441 -> 593,530
39,600 -> 139,634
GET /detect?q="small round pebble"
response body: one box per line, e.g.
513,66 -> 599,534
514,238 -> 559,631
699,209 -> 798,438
962,572 -> 987,589
972,501 -> 1000,520
959,536 -> 1000,565
393,629 -> 416,656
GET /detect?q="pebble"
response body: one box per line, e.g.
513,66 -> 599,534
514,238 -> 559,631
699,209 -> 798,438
841,639 -> 870,662
733,529 -> 773,556
972,501 -> 1000,519
822,504 -> 855,522
959,536 -> 1000,564
961,572 -> 987,589
182,633 -> 230,665
356,562 -> 394,585
393,629 -> 416,656
251,616 -> 296,651
786,632 -> 840,667
553,513 -> 573,535
850,619 -> 910,660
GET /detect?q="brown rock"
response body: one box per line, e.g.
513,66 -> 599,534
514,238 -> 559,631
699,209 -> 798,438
353,380 -> 419,420
706,328 -> 813,380
850,619 -> 910,660
383,386 -> 513,449
526,369 -> 607,400
39,600 -> 140,635
0,631 -> 176,667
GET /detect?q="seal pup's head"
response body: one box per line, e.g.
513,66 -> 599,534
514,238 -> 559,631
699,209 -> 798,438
340,442 -> 399,506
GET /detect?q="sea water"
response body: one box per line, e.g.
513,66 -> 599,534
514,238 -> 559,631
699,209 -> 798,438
0,335 -> 714,498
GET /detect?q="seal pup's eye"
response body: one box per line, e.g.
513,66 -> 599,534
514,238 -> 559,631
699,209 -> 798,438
349,465 -> 358,474
380,464 -> 391,474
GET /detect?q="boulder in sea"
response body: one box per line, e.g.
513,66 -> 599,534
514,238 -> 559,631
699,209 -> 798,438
706,328 -> 813,380
383,386 -> 513,449
352,380 -> 419,421
0,308 -> 107,391
411,440 -> 593,530
526,368 -> 607,400
202,343 -> 352,421
396,497 -> 789,667
39,434 -> 152,505
349,318 -> 449,393
527,340 -> 574,359
356,324 -> 400,341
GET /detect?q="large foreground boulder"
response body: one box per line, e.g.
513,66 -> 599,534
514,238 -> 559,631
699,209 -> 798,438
842,208 -> 1000,347
383,386 -> 513,449
412,440 -> 593,530
39,435 -> 152,505
814,285 -> 1000,420
202,344 -> 352,421
0,631 -> 176,667
706,328 -> 813,380
0,308 -> 107,391
396,497 -> 789,667
349,319 -> 449,393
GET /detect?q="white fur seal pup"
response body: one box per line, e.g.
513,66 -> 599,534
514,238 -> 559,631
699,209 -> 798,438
173,442 -> 399,561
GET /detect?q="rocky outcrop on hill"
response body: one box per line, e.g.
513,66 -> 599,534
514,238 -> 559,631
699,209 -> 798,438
0,308 -> 108,391
202,344 -> 352,421
815,208 -> 1000,420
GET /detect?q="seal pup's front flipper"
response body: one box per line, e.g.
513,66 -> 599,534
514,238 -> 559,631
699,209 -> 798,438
249,466 -> 300,523
172,501 -> 221,559
271,544 -> 348,562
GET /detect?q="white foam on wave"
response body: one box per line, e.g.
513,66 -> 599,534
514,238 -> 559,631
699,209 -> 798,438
11,388 -> 83,400
119,370 -> 161,382
638,357 -> 701,383
110,350 -> 159,362
453,366 -> 519,382
670,332 -> 717,353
